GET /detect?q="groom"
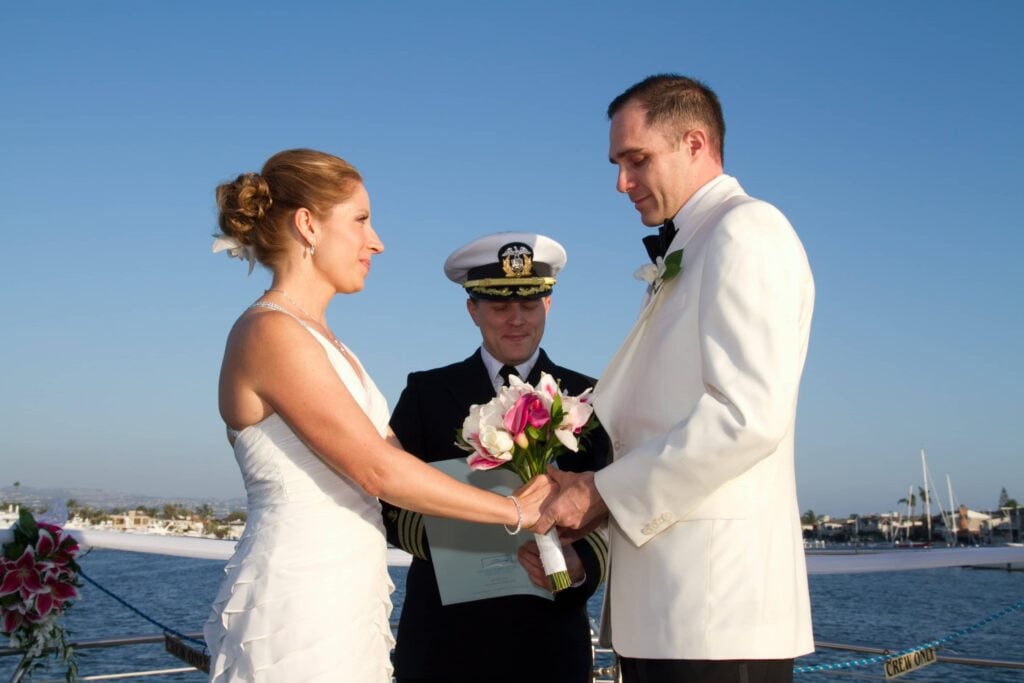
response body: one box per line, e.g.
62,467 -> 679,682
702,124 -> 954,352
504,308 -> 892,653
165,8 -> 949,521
537,74 -> 816,682
382,232 -> 610,683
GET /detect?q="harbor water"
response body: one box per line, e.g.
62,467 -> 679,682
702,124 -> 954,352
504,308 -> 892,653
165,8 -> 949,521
3,549 -> 1021,681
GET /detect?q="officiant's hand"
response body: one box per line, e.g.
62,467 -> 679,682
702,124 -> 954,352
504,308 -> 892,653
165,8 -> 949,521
535,467 -> 609,537
517,538 -> 584,590
513,474 -> 559,531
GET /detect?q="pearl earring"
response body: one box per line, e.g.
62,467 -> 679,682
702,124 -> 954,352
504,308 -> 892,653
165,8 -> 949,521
308,244 -> 316,257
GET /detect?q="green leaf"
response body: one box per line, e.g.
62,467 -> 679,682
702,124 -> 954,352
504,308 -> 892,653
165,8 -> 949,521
18,508 -> 38,542
502,460 -> 527,483
661,249 -> 684,281
3,541 -> 24,561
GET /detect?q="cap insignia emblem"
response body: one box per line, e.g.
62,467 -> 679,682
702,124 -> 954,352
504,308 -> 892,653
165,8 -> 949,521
499,243 -> 534,278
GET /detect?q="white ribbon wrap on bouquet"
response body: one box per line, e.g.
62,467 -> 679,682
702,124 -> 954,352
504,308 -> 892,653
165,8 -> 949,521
534,528 -> 568,575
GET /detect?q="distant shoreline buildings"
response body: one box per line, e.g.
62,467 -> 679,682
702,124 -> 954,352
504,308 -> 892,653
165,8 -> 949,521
802,506 -> 1022,546
3,484 -> 1021,547
0,502 -> 247,541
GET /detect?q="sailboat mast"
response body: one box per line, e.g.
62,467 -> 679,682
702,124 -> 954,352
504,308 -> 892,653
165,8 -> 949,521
947,474 -> 956,544
946,474 -> 955,514
906,484 -> 913,540
920,449 -> 932,541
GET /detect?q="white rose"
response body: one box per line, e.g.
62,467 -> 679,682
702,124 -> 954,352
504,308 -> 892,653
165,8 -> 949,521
633,263 -> 658,284
480,425 -> 514,460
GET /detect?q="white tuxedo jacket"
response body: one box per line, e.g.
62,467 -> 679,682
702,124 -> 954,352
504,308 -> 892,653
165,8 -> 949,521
593,175 -> 815,660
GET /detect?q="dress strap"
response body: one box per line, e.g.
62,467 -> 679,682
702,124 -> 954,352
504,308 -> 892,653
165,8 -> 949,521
248,301 -> 310,329
246,300 -> 366,386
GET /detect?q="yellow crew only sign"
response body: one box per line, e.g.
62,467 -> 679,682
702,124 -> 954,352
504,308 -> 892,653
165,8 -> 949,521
883,647 -> 937,679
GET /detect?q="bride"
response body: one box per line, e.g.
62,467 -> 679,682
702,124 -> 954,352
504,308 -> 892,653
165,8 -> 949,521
203,149 -> 553,682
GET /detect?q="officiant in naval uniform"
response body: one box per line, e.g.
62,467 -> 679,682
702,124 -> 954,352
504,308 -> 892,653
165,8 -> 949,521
381,232 -> 610,683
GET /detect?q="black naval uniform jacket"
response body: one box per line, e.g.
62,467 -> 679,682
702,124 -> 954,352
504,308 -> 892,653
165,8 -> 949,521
382,348 -> 611,683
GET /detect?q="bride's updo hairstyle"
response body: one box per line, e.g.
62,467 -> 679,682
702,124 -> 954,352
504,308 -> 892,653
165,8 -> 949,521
216,149 -> 363,269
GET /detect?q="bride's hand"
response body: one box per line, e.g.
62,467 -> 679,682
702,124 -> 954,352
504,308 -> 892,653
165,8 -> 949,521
513,474 -> 559,531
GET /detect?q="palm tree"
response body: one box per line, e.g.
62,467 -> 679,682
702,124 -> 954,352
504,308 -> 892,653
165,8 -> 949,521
897,492 -> 916,517
225,510 -> 248,524
918,486 -> 932,539
897,491 -> 917,541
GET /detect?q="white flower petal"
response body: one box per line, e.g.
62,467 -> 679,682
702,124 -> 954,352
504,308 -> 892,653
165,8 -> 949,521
633,263 -> 658,284
554,428 -> 579,452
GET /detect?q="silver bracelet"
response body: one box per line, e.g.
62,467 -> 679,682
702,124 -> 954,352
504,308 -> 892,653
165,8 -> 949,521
503,495 -> 522,535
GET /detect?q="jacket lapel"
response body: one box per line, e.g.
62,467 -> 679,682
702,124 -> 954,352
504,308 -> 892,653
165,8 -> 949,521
595,177 -> 747,432
526,349 -> 554,385
447,349 -> 498,409
664,175 -> 743,255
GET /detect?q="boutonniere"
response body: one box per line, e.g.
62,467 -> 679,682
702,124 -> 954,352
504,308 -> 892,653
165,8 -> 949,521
633,249 -> 683,293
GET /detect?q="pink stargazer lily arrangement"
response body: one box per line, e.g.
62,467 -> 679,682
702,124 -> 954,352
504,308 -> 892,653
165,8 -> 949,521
456,372 -> 598,592
1,509 -> 80,681
458,372 -> 597,479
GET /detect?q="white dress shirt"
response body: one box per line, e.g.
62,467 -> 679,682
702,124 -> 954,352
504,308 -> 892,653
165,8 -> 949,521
479,346 -> 539,394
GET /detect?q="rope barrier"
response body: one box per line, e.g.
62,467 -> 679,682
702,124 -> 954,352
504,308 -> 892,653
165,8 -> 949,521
794,598 -> 1024,674
78,568 -> 207,651
72,567 -> 1023,677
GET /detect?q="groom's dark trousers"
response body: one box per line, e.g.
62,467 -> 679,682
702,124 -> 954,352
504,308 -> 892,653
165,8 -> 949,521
619,656 -> 794,683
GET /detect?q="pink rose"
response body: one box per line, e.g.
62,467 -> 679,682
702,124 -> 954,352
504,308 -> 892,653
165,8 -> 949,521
503,393 -> 550,438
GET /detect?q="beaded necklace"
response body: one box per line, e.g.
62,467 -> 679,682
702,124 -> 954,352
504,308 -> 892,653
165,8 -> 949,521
263,289 -> 346,352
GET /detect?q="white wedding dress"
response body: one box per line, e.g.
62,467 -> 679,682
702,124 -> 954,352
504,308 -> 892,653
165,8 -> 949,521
205,306 -> 394,682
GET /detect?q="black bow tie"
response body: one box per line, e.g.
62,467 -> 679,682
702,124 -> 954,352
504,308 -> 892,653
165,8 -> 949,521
642,219 -> 677,264
498,364 -> 520,385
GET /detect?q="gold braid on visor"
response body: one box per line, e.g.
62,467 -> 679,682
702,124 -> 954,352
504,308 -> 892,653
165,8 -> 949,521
463,277 -> 556,289
463,277 -> 556,298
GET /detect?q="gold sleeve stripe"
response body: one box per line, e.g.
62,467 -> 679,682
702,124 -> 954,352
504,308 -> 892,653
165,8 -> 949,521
398,509 -> 414,557
582,529 -> 609,585
398,509 -> 427,560
411,512 -> 425,560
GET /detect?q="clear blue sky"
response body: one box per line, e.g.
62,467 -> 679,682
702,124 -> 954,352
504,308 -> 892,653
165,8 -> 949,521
2,2 -> 1021,517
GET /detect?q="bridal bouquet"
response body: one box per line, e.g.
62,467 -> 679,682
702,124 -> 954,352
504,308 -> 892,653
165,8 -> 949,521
456,372 -> 597,592
1,509 -> 80,681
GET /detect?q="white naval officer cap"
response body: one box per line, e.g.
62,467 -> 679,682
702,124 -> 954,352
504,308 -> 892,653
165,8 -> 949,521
443,232 -> 567,301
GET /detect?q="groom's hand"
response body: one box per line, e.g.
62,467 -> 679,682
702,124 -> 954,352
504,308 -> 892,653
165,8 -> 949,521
535,467 -> 609,536
514,474 -> 559,530
517,539 -> 584,590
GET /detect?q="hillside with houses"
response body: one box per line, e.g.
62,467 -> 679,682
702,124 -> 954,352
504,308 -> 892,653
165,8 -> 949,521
1,484 -> 248,541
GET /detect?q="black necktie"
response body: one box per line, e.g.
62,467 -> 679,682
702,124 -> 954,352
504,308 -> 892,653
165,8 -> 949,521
642,219 -> 677,264
498,364 -> 520,385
